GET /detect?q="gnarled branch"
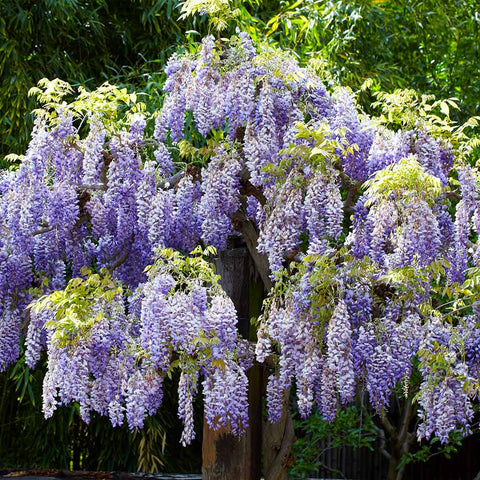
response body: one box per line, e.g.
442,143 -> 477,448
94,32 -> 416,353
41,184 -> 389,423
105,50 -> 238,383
231,212 -> 272,291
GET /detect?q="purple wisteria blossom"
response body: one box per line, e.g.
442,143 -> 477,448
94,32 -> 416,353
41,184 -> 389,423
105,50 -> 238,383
304,173 -> 343,255
257,186 -> 304,273
326,299 -> 355,404
200,145 -> 241,250
330,88 -> 373,182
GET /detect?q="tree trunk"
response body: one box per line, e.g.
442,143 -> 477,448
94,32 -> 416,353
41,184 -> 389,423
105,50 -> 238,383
383,397 -> 415,480
387,446 -> 404,480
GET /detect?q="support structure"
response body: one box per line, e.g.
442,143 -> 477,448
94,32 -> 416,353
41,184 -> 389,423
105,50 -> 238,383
202,245 -> 263,480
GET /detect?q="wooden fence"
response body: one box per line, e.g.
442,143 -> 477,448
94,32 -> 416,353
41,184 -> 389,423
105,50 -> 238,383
305,431 -> 480,480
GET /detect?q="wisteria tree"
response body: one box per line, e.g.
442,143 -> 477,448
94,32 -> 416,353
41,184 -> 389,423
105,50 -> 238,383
1,31 -> 480,480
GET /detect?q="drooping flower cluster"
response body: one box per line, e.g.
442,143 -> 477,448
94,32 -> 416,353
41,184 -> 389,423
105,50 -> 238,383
355,312 -> 422,413
29,250 -> 250,443
325,299 -> 356,405
200,145 -> 242,251
330,88 -> 374,182
257,300 -> 318,422
416,319 -> 476,443
0,306 -> 22,372
448,166 -> 479,282
257,185 -> 304,273
385,198 -> 442,269
258,264 -> 358,423
304,173 -> 343,256
348,157 -> 446,272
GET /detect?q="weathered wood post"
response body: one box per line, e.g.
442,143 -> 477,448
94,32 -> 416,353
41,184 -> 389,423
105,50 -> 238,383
202,244 -> 264,480
263,391 -> 295,480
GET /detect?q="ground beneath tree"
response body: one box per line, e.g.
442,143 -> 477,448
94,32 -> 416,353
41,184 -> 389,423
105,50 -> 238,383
0,469 -> 339,480
0,471 -> 201,480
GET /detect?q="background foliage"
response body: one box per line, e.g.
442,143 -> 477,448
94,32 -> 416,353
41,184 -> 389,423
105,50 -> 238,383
2,0 -> 480,158
0,0 -> 199,158
243,0 -> 480,117
0,365 -> 202,472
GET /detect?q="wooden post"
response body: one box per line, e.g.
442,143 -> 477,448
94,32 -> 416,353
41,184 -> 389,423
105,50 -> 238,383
202,245 -> 263,480
263,390 -> 295,480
